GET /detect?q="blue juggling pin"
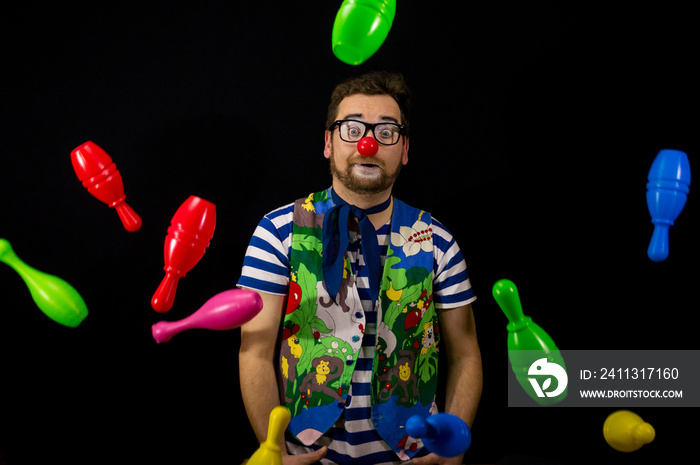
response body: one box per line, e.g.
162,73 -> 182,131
405,413 -> 472,458
646,149 -> 691,262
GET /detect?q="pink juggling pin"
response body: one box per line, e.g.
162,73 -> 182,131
152,288 -> 263,343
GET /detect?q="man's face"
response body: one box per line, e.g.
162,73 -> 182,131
324,94 -> 409,196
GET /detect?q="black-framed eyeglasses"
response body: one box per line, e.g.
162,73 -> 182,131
330,119 -> 405,146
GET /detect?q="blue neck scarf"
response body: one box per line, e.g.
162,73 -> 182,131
322,189 -> 392,308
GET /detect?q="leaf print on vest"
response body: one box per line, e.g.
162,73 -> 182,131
282,192 -> 359,424
376,261 -> 438,408
280,263 -> 334,416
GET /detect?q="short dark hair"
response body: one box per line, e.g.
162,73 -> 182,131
326,71 -> 411,137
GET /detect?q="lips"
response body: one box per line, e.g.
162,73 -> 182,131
354,163 -> 381,172
353,159 -> 382,168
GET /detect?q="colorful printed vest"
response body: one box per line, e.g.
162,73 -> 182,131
278,189 -> 439,459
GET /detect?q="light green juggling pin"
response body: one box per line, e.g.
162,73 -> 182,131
0,238 -> 88,328
332,0 -> 396,65
492,278 -> 567,405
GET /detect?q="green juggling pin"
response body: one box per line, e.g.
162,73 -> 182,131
492,279 -> 567,405
0,238 -> 88,328
331,0 -> 396,65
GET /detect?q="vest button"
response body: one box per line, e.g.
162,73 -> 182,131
352,335 -> 360,342
355,312 -> 362,319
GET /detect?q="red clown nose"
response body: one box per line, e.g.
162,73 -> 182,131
357,137 -> 378,157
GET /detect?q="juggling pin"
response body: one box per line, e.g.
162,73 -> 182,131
332,0 -> 396,65
151,195 -> 216,313
646,149 -> 691,262
492,279 -> 567,405
405,413 -> 472,458
603,410 -> 655,452
71,141 -> 142,232
357,136 -> 378,157
0,238 -> 88,327
245,406 -> 291,465
152,288 -> 263,343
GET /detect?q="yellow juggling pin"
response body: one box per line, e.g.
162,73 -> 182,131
245,406 -> 291,465
603,410 -> 655,452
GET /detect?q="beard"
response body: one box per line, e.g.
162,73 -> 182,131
328,142 -> 403,195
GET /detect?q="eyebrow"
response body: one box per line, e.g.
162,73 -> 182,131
342,113 -> 400,124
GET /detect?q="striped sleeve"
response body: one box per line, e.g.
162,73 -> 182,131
431,217 -> 476,309
236,203 -> 294,295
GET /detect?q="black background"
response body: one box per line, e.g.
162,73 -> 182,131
1,2 -> 697,464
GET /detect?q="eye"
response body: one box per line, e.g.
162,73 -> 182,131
375,124 -> 398,143
341,121 -> 365,140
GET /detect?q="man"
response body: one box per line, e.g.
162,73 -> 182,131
238,71 -> 482,464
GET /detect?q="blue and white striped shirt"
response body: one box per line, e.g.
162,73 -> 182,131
238,199 -> 476,464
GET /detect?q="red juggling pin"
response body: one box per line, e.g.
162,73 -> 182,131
152,288 -> 263,343
71,141 -> 142,232
151,195 -> 216,313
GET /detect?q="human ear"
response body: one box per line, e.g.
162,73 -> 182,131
324,131 -> 332,159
